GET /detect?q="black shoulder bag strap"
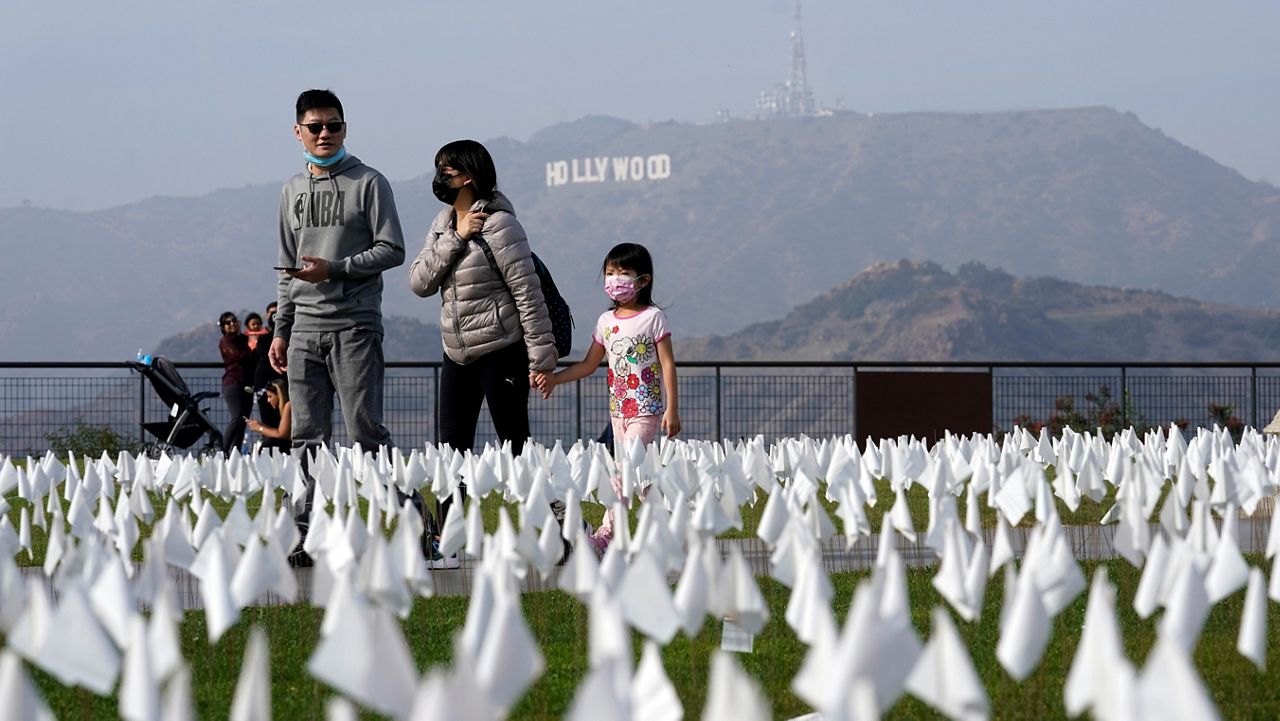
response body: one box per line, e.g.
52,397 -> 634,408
471,235 -> 513,300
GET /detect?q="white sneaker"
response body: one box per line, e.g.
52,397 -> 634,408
429,554 -> 461,570
426,538 -> 461,569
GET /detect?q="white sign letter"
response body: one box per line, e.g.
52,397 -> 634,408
611,157 -> 629,181
648,154 -> 671,180
546,161 -> 568,187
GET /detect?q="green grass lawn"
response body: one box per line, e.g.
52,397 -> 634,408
23,557 -> 1279,720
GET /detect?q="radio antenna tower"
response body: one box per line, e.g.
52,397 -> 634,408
786,0 -> 815,115
756,0 -> 816,117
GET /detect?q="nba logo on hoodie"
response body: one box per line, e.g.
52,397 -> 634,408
294,191 -> 346,228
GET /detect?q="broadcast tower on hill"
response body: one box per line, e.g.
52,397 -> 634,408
756,0 -> 817,117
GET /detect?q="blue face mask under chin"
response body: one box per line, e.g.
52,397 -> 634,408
304,146 -> 347,167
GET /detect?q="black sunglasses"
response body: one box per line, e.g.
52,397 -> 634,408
300,121 -> 346,135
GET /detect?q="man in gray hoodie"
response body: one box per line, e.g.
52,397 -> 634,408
269,89 -> 405,545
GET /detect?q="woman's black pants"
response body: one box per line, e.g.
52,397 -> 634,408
221,385 -> 252,454
437,342 -> 531,522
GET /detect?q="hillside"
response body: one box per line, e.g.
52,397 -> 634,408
156,262 -> 1280,363
677,260 -> 1280,361
5,107 -> 1280,360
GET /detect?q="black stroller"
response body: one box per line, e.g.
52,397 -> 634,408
127,355 -> 224,456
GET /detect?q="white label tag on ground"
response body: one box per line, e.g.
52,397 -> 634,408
171,403 -> 180,418
721,617 -> 754,653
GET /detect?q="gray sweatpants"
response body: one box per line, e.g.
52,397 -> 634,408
287,328 -> 393,530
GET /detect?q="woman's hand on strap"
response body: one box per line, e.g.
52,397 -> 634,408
456,211 -> 489,240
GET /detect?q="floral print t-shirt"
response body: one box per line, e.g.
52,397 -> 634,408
593,306 -> 671,419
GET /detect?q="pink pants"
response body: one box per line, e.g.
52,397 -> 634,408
597,414 -> 662,538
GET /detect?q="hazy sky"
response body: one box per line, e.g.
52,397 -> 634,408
2,1 -> 1276,211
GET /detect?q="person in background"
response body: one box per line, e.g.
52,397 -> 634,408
244,312 -> 268,352
242,312 -> 269,423
247,379 -> 292,452
218,311 -> 255,455
254,302 -> 285,428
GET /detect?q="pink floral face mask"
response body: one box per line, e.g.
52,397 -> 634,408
604,273 -> 638,302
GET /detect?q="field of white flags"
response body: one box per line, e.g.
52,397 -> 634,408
1,424 -> 1280,718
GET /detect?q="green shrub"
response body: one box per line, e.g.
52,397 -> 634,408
1012,384 -> 1155,439
44,419 -> 135,459
1208,402 -> 1245,443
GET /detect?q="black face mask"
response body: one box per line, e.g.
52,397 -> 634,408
432,171 -> 461,204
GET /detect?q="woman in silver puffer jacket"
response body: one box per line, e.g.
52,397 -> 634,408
409,139 -> 557,460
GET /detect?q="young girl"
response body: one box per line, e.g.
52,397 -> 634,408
243,312 -> 269,352
537,242 -> 681,553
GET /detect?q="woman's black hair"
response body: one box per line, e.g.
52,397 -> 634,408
602,242 -> 655,308
434,139 -> 497,200
218,311 -> 237,328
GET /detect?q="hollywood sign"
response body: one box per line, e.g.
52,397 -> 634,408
545,154 -> 672,187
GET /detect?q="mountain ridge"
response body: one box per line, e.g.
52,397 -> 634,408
677,259 -> 1280,362
148,260 -> 1280,364
5,106 -> 1279,361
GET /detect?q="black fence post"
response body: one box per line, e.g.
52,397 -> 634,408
853,364 -> 860,439
1120,366 -> 1128,428
987,365 -> 995,434
433,366 -> 440,445
138,372 -> 146,445
715,365 -> 723,442
1252,366 -> 1259,428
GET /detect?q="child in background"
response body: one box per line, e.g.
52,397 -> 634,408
243,312 -> 269,352
535,242 -> 681,554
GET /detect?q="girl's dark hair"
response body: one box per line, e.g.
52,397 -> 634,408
218,311 -> 237,327
245,312 -> 262,326
434,139 -> 498,200
267,378 -> 289,404
602,242 -> 655,308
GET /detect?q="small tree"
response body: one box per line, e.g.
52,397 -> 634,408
1208,402 -> 1244,443
45,419 -> 135,459
1008,384 -> 1164,440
